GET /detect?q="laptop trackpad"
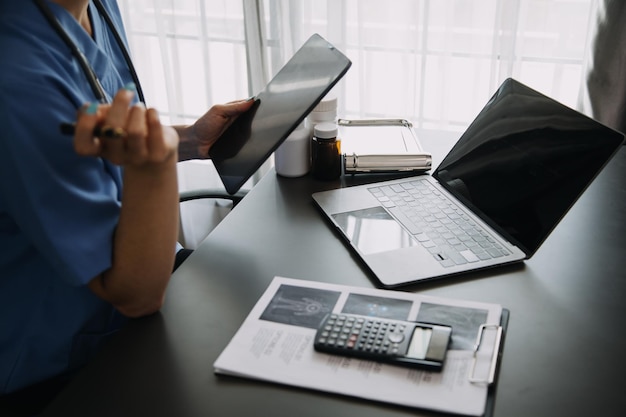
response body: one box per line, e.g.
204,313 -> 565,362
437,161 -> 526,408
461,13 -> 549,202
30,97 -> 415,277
332,207 -> 419,255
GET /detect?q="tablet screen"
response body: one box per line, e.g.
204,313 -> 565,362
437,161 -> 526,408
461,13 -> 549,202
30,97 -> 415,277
209,33 -> 352,194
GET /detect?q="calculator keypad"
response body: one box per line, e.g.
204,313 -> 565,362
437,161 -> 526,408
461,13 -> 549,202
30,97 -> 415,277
315,314 -> 408,356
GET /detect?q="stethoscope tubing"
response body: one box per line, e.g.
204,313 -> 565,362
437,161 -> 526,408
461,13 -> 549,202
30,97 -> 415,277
33,0 -> 145,104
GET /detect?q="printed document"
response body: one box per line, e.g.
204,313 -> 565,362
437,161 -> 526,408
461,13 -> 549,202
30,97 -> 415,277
214,277 -> 503,416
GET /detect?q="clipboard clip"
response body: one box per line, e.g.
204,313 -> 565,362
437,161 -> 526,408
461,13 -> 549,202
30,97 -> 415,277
468,324 -> 502,385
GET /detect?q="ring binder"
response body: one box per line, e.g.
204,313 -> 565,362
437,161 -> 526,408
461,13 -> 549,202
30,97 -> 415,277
338,118 -> 432,173
469,324 -> 503,385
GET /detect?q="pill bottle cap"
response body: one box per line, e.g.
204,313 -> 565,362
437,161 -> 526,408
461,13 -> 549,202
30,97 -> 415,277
314,122 -> 338,139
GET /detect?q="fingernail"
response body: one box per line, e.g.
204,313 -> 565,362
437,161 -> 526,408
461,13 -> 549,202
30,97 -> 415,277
124,82 -> 137,92
84,102 -> 99,115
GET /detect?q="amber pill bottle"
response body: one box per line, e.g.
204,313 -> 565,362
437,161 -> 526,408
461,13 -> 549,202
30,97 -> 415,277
311,122 -> 341,180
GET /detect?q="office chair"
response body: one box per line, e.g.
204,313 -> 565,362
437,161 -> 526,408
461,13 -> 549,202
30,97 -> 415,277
179,188 -> 247,205
178,188 -> 248,248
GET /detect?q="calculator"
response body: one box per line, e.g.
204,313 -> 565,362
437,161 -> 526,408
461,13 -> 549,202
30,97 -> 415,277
313,313 -> 452,371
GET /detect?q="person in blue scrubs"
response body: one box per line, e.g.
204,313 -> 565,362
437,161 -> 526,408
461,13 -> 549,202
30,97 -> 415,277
0,0 -> 254,413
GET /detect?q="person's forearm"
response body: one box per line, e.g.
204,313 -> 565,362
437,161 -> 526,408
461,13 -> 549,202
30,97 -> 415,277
175,124 -> 201,161
89,153 -> 180,317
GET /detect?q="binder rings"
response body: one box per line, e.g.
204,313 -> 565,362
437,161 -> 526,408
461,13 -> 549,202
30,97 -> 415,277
339,118 -> 432,173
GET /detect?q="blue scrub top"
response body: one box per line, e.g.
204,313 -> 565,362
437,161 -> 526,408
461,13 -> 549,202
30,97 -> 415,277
0,0 -> 134,394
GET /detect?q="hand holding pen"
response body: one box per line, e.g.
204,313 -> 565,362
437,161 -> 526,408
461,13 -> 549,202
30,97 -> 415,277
67,84 -> 179,167
64,85 -> 256,163
60,121 -> 127,139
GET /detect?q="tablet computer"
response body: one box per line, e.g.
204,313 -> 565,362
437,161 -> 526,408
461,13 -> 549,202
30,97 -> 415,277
209,33 -> 352,194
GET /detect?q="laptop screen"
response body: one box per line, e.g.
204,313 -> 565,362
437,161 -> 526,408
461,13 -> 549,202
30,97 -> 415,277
433,78 -> 624,256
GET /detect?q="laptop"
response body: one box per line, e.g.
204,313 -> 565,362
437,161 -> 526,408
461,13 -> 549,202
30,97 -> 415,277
313,78 -> 624,287
210,33 -> 352,195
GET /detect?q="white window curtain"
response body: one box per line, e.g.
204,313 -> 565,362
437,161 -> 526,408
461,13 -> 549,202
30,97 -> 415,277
118,0 -> 596,132
255,0 -> 595,131
116,0 -> 599,246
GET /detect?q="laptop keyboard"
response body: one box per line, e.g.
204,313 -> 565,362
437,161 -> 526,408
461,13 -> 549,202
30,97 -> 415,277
368,179 -> 510,268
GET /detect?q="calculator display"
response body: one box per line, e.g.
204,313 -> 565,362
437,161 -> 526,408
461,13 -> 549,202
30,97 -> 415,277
406,327 -> 432,359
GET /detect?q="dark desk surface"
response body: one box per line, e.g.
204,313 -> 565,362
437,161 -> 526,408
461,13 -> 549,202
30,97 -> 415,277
43,130 -> 626,417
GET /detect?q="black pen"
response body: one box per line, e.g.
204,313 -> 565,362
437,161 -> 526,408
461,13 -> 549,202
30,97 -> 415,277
59,122 -> 126,139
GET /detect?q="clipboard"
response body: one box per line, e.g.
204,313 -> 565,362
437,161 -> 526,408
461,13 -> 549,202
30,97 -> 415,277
215,276 -> 510,417
339,118 -> 432,173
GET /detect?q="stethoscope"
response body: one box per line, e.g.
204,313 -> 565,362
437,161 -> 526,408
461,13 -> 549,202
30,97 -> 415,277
34,0 -> 145,104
